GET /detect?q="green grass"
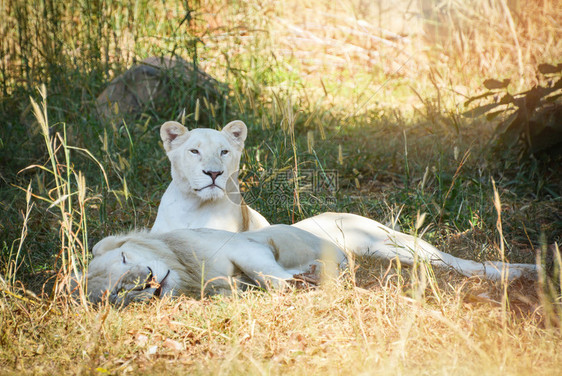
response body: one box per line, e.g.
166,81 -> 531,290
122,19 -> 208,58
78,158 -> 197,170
0,0 -> 561,374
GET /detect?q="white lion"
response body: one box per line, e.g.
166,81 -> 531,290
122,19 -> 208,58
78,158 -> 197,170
151,120 -> 536,282
152,120 -> 270,232
87,225 -> 345,305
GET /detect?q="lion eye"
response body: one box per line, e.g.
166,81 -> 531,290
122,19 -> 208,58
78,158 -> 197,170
221,150 -> 229,156
189,149 -> 199,155
121,252 -> 127,264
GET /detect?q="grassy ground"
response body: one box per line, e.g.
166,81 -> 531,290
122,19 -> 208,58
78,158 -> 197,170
1,0 -> 561,374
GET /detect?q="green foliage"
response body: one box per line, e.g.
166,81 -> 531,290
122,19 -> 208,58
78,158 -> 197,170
464,64 -> 562,157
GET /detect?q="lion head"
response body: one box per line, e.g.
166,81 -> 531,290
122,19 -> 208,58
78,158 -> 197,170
87,233 -> 183,306
160,120 -> 247,201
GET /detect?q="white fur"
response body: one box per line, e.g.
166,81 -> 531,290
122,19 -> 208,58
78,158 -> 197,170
152,122 -> 537,282
293,212 -> 536,280
87,225 -> 346,305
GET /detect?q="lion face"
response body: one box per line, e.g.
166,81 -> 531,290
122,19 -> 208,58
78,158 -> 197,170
87,235 -> 180,305
160,120 -> 247,201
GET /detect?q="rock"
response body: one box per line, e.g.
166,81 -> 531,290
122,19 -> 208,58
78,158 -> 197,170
96,56 -> 224,120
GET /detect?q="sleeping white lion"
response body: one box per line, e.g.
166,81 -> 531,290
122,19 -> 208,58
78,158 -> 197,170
87,220 -> 538,305
148,120 -> 537,282
87,225 -> 345,305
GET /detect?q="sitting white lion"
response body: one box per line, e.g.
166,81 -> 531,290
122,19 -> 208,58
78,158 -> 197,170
87,225 -> 345,305
152,120 -> 269,232
149,120 -> 536,282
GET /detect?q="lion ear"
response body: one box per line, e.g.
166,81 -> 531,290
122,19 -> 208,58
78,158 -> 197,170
92,235 -> 127,257
222,120 -> 247,146
160,121 -> 188,152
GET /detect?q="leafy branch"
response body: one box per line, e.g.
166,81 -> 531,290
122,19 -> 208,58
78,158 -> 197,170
464,63 -> 562,157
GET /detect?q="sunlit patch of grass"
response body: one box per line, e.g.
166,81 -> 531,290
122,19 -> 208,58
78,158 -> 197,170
1,275 -> 561,375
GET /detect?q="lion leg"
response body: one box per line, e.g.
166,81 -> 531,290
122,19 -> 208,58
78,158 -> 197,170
228,242 -> 296,289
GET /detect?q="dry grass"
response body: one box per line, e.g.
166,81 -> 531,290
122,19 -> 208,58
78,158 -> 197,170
1,274 -> 560,375
196,0 -> 562,111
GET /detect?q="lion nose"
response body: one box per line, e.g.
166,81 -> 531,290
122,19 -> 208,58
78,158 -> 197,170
203,170 -> 223,183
